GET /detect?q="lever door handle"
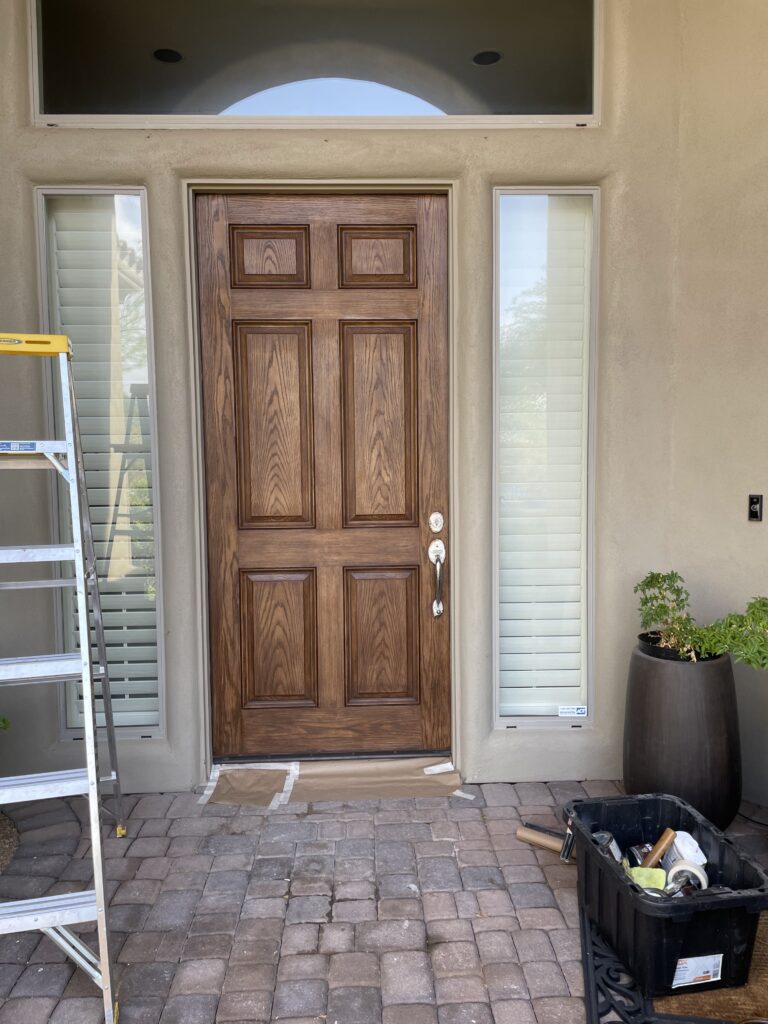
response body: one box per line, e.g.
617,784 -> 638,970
428,539 -> 446,618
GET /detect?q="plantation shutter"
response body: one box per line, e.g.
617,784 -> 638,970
45,193 -> 161,729
497,193 -> 593,717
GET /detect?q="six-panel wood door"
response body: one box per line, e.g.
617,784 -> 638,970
196,193 -> 450,756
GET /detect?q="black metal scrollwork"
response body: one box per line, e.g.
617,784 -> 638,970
579,909 -> 732,1024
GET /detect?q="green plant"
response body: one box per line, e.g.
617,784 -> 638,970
634,571 -> 768,668
634,571 -> 698,659
695,597 -> 768,669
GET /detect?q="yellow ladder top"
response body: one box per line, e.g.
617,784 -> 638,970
0,333 -> 71,357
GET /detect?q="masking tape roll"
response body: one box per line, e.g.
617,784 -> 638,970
667,860 -> 709,890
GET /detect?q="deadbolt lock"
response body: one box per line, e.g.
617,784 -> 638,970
428,511 -> 444,533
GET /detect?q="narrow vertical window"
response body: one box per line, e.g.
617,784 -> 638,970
42,190 -> 162,730
495,190 -> 596,720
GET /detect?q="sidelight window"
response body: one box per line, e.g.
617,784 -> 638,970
494,189 -> 597,722
39,189 -> 163,732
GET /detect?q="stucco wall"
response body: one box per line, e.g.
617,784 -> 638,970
0,0 -> 766,794
670,1 -> 768,803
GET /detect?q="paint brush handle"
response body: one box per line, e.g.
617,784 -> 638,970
642,828 -> 676,868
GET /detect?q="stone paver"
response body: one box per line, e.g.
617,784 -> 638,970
438,1004 -> 494,1024
384,1005 -> 438,1024
327,984 -> 382,1024
0,782 -> 764,1023
381,951 -> 433,1004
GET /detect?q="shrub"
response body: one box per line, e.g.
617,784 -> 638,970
634,571 -> 768,669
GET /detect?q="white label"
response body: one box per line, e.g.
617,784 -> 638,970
558,705 -> 588,718
672,954 -> 723,988
0,441 -> 34,452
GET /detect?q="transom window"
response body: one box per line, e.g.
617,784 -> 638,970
34,0 -> 596,124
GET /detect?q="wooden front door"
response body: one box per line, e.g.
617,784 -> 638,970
196,193 -> 450,757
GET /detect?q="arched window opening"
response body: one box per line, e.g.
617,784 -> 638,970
220,78 -> 446,116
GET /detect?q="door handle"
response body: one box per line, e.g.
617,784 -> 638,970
428,539 -> 446,618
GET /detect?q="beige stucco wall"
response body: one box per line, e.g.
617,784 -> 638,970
0,0 -> 766,795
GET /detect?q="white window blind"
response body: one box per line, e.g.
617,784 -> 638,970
43,192 -> 162,729
495,191 -> 594,718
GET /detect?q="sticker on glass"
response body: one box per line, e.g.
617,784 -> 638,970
558,706 -> 588,718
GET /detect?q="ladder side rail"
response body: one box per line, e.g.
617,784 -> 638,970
71,401 -> 126,834
60,353 -> 115,1024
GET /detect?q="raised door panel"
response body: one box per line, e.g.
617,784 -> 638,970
233,322 -> 314,528
339,225 -> 417,288
340,321 -> 418,526
345,567 -> 420,705
240,570 -> 318,707
230,225 -> 310,288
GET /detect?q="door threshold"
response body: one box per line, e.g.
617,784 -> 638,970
214,749 -> 452,764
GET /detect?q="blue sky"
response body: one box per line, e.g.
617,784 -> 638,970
220,78 -> 445,116
499,195 -> 548,324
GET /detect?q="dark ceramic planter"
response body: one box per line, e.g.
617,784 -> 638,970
623,640 -> 742,829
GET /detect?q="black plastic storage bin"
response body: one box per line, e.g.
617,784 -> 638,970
564,793 -> 768,997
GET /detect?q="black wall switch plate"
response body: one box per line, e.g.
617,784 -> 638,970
749,494 -> 763,521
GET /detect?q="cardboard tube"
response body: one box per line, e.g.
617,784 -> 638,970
516,826 -> 569,855
642,828 -> 676,868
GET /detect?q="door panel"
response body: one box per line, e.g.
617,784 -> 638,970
340,321 -> 417,526
338,226 -> 417,288
233,321 -> 314,528
240,569 -> 318,708
197,193 -> 450,757
344,567 -> 420,705
230,226 -> 311,288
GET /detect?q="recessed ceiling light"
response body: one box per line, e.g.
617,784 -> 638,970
153,48 -> 183,63
473,51 -> 502,66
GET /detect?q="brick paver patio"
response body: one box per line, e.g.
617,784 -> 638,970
0,780 -> 766,1023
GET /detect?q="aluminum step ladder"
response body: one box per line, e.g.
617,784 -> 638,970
0,332 -> 126,1024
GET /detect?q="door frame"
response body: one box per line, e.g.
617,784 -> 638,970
183,179 -> 459,777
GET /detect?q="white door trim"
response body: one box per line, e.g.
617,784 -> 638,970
182,179 -> 459,779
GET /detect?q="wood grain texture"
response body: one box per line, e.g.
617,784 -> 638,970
196,193 -> 242,755
240,570 -> 317,707
242,705 -> 424,754
233,321 -> 314,527
230,290 -> 419,319
197,193 -> 450,757
238,527 -> 419,566
415,195 -> 451,750
244,237 -> 296,275
230,225 -> 310,288
339,226 -> 417,287
345,567 -> 420,705
226,195 -> 421,225
340,321 -> 417,526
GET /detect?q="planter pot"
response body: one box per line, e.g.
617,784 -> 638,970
623,641 -> 742,829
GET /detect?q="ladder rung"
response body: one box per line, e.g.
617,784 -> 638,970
0,458 -> 56,472
0,545 -> 76,564
0,578 -> 77,591
0,654 -> 98,684
0,334 -> 70,357
0,768 -> 91,804
0,441 -> 67,455
0,890 -> 97,935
